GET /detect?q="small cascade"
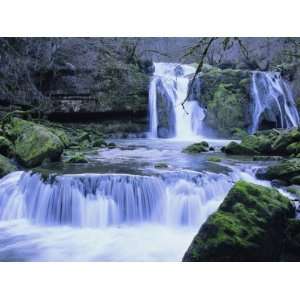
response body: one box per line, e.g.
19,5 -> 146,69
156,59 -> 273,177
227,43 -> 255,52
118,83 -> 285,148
148,62 -> 205,139
250,71 -> 300,133
0,170 -> 234,228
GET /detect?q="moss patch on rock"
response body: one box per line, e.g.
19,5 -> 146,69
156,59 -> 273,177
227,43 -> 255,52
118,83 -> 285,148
0,154 -> 17,178
183,141 -> 209,154
3,118 -> 64,168
183,181 -> 295,261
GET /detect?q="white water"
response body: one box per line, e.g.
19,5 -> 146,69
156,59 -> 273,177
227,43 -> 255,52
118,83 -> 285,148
0,170 -> 233,228
250,71 -> 300,133
0,169 -> 238,261
148,62 -> 205,139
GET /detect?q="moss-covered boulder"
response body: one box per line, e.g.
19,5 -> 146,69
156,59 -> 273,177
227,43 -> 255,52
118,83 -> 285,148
3,118 -> 64,168
271,129 -> 300,155
0,154 -> 17,177
183,181 -> 295,261
223,141 -> 259,155
183,141 -> 209,154
256,159 -> 300,184
66,153 -> 88,163
0,136 -> 14,157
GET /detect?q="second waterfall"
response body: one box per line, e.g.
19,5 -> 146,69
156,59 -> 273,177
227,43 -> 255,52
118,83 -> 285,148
148,63 -> 205,139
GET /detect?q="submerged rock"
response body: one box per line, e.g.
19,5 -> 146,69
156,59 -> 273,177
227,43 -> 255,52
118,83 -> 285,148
67,153 -> 88,163
154,162 -> 169,169
183,141 -> 209,154
0,154 -> 17,178
3,118 -> 64,168
183,181 -> 295,261
207,156 -> 222,163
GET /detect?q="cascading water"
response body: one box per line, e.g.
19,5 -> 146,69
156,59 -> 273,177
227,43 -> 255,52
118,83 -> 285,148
148,62 -> 205,139
0,170 -> 233,228
250,71 -> 300,133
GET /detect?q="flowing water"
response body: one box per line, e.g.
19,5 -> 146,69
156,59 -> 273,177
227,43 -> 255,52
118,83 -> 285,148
0,137 -> 277,261
148,62 -> 205,139
250,71 -> 300,133
0,64 -> 296,261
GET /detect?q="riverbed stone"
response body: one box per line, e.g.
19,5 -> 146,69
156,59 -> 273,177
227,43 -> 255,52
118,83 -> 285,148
183,181 -> 295,261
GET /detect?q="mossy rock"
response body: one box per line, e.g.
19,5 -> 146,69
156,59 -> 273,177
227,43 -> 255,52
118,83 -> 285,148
3,118 -> 64,168
271,129 -> 300,155
256,159 -> 300,184
183,141 -> 209,154
183,181 -> 295,261
67,153 -> 88,163
154,162 -> 168,169
223,141 -> 258,155
0,154 -> 17,178
49,128 -> 70,147
208,156 -> 222,163
92,138 -> 107,148
287,142 -> 300,155
0,136 -> 14,157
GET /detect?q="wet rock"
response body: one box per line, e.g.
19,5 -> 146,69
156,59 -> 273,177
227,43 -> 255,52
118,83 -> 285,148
0,136 -> 14,157
4,118 -> 64,168
0,154 -> 17,178
207,156 -> 222,163
67,153 -> 88,163
223,141 -> 258,155
154,163 -> 169,169
183,181 -> 295,261
256,159 -> 300,184
183,141 -> 209,154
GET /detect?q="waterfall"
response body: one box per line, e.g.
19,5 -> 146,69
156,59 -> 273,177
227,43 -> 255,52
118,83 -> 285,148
0,171 -> 234,228
148,62 -> 205,139
250,71 -> 300,133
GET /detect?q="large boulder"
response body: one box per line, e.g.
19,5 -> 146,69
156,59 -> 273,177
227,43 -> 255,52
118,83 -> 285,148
4,118 -> 64,168
0,154 -> 17,178
183,181 -> 295,261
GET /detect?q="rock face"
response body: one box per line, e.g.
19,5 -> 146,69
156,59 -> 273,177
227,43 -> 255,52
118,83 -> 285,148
195,67 -> 251,137
183,181 -> 295,261
0,154 -> 17,178
3,118 -> 64,168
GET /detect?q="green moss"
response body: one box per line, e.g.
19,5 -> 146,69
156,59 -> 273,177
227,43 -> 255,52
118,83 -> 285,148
183,141 -> 209,154
257,159 -> 300,184
223,141 -> 259,155
66,153 -> 88,163
0,136 -> 14,157
4,118 -> 64,168
0,154 -> 17,178
183,181 -> 295,261
208,156 -> 222,163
